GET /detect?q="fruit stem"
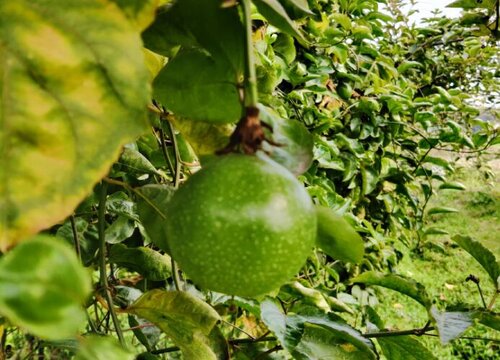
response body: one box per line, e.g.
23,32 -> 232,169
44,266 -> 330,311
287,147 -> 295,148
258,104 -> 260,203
241,0 -> 258,109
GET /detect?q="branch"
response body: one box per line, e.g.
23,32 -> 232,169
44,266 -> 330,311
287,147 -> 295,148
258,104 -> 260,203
97,182 -> 125,345
364,325 -> 435,338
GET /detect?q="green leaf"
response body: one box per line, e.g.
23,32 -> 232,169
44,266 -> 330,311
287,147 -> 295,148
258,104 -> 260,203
292,322 -> 376,360
315,206 -> 364,264
452,235 -> 500,288
170,116 -> 232,156
422,156 -> 454,171
0,235 -> 90,339
439,181 -> 466,191
128,289 -> 222,360
273,33 -> 297,64
56,217 -> 99,266
476,311 -> 500,331
111,0 -> 158,31
427,207 -> 459,215
0,0 -> 149,250
282,282 -> 331,312
361,167 -> 378,196
128,314 -> 161,352
297,317 -> 377,359
260,299 -> 376,358
142,0 -> 244,72
352,272 -> 431,308
109,243 -> 172,281
104,216 -> 135,244
254,0 -> 306,41
424,227 -> 449,236
154,49 -> 241,124
280,0 -> 314,16
397,61 -> 423,74
260,298 -> 304,351
431,308 -> 474,344
378,336 -> 437,360
259,106 -> 314,176
136,184 -> 174,253
75,336 -> 134,360
118,147 -> 162,176
331,13 -> 352,30
446,0 -> 493,9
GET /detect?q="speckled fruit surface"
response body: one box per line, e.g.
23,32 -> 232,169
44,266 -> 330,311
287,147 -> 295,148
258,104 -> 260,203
165,154 -> 316,297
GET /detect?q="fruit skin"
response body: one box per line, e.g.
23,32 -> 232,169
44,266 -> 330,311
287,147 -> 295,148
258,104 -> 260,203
165,154 -> 316,297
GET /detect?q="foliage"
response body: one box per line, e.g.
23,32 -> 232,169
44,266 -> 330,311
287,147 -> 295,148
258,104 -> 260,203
0,0 -> 498,359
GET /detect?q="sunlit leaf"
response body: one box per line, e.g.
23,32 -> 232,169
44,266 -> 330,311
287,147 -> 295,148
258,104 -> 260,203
111,0 -> 158,31
352,272 -> 431,308
0,235 -> 90,339
0,0 -> 150,250
128,289 -> 222,360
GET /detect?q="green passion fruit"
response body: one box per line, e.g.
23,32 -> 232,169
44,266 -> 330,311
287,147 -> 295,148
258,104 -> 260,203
165,154 -> 316,297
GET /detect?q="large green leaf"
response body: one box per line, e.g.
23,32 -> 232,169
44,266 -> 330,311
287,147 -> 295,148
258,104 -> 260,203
109,243 -> 172,281
352,272 -> 431,308
315,206 -> 364,264
142,0 -> 244,72
452,235 -> 500,288
378,336 -> 437,360
75,336 -> 134,360
128,289 -> 223,360
431,308 -> 474,344
0,235 -> 90,339
153,49 -> 241,124
0,0 -> 150,250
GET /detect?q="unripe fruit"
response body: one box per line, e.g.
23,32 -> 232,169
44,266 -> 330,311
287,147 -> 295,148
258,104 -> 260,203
165,154 -> 316,297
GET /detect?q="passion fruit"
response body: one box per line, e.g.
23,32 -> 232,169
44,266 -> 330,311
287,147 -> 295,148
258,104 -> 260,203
165,154 -> 316,297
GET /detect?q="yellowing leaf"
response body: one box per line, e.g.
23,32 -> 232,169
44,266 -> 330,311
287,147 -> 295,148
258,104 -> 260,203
0,0 -> 150,250
128,289 -> 223,360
